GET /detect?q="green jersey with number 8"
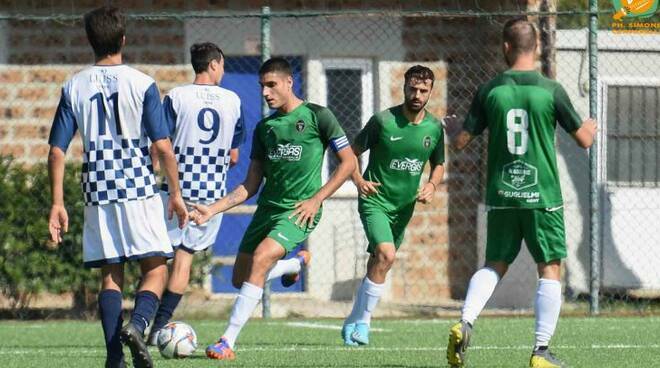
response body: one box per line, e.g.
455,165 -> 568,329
464,70 -> 582,208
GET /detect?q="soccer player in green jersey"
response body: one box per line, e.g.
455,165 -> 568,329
189,57 -> 355,360
341,65 -> 445,346
444,18 -> 597,368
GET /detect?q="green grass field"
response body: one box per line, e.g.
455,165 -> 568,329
1,316 -> 659,367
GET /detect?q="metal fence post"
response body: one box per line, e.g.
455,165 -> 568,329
588,0 -> 600,315
260,5 -> 272,319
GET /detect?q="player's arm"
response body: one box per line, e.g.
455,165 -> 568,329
417,163 -> 444,204
229,148 -> 239,167
350,116 -> 381,196
290,107 -> 355,228
143,83 -> 188,228
191,158 -> 264,224
445,85 -> 488,150
571,119 -> 597,149
418,130 -> 446,204
554,84 -> 598,149
47,87 -> 77,246
229,106 -> 246,168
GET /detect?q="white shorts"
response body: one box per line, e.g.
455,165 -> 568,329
160,192 -> 223,253
83,195 -> 173,268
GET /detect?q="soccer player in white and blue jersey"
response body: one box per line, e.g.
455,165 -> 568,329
47,6 -> 187,368
147,42 -> 245,345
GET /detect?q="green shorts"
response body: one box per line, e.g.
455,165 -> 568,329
359,203 -> 415,253
239,205 -> 322,254
486,208 -> 567,264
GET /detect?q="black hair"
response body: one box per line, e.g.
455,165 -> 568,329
84,6 -> 126,58
190,42 -> 225,74
259,57 -> 292,76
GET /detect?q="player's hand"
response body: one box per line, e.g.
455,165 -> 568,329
416,182 -> 436,204
289,197 -> 321,229
168,193 -> 189,229
47,204 -> 68,247
441,114 -> 461,140
356,179 -> 381,197
582,118 -> 597,136
189,203 -> 214,225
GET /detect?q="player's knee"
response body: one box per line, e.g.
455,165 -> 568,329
376,249 -> 396,268
252,251 -> 277,273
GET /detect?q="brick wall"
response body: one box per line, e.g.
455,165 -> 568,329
0,65 -> 194,164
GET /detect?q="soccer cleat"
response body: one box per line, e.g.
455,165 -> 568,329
206,337 -> 236,360
119,323 -> 153,368
447,320 -> 472,368
146,327 -> 160,347
341,323 -> 358,346
351,322 -> 370,345
281,250 -> 311,287
529,347 -> 566,368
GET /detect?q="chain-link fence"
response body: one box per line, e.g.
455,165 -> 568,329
1,4 -> 659,317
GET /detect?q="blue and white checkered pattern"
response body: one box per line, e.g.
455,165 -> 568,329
81,138 -> 158,206
161,145 -> 231,202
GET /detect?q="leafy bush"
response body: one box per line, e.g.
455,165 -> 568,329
0,156 -> 211,317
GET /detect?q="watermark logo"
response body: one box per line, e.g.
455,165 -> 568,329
612,0 -> 658,20
611,0 -> 660,32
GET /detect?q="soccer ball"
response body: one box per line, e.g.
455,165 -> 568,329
156,321 -> 198,359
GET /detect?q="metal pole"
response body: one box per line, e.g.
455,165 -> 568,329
260,6 -> 272,319
588,0 -> 600,315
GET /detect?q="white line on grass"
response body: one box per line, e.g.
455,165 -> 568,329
1,343 -> 658,355
280,321 -> 388,332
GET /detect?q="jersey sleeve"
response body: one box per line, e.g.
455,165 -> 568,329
249,124 -> 265,160
463,85 -> 488,136
231,105 -> 246,149
553,84 -> 582,133
142,82 -> 170,142
162,95 -> 177,138
352,115 -> 380,152
429,127 -> 445,166
48,87 -> 78,152
317,107 -> 349,153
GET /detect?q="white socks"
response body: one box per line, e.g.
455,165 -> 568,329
345,277 -> 384,326
534,278 -> 562,348
461,267 -> 500,325
223,282 -> 263,349
265,258 -> 301,282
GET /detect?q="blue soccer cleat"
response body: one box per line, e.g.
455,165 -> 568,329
351,323 -> 370,345
341,323 -> 358,346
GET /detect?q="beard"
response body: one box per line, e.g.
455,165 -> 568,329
404,98 -> 425,113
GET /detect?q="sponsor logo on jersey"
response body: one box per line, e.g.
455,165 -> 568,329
390,136 -> 403,141
295,120 -> 306,132
423,135 -> 432,148
389,158 -> 423,175
268,143 -> 303,161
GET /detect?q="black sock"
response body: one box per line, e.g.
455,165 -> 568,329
152,290 -> 183,332
130,290 -> 160,335
98,289 -> 124,363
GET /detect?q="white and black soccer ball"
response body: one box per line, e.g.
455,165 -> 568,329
157,321 -> 198,359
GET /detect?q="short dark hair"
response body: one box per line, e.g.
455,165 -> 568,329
404,65 -> 434,86
259,57 -> 292,76
84,6 -> 125,58
190,42 -> 224,74
502,18 -> 538,57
